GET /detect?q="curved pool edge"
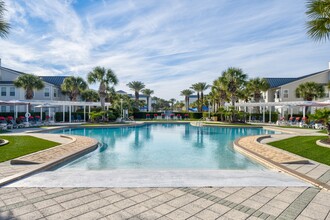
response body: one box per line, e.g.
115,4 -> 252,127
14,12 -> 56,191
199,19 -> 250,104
233,135 -> 330,190
0,135 -> 99,187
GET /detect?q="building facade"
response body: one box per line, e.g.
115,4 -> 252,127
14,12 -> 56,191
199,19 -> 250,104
0,66 -> 68,112
263,69 -> 330,103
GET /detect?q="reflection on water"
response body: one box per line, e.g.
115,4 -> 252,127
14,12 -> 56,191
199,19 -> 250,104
52,124 -> 276,170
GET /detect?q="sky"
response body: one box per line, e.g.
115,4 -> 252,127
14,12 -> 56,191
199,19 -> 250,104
1,0 -> 330,100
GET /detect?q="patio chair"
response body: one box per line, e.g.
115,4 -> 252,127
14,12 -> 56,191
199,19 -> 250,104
153,114 -> 158,120
146,114 -> 150,120
71,115 -> 76,122
0,117 -> 8,130
313,122 -> 325,129
9,119 -> 24,129
177,114 -> 182,120
294,117 -> 300,126
184,114 -> 189,120
77,115 -> 82,122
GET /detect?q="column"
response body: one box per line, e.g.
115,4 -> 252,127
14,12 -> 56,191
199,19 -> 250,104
69,105 -> 72,123
40,107 -> 43,121
89,105 -> 91,120
83,105 -> 86,122
63,105 -> 65,122
262,106 -> 265,123
303,106 -> 306,118
269,106 -> 271,123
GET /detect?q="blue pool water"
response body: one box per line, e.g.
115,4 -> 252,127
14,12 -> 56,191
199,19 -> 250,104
52,124 -> 276,170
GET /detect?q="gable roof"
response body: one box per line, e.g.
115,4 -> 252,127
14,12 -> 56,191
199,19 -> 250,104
40,76 -> 67,87
0,66 -> 25,75
264,78 -> 297,88
265,69 -> 330,88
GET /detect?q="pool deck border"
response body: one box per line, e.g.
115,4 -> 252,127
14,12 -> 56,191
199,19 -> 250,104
233,135 -> 330,190
1,122 -> 330,190
0,134 -> 99,187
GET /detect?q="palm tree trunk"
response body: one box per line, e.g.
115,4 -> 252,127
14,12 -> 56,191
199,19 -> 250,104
187,97 -> 190,111
197,92 -> 200,112
147,96 -> 149,112
201,92 -> 204,112
100,95 -> 106,110
231,96 -> 235,122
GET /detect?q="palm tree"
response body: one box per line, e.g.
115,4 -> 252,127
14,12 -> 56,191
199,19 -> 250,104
61,76 -> 88,101
169,98 -> 176,111
127,81 -> 145,103
306,0 -> 330,42
220,67 -> 247,121
247,78 -> 270,103
81,89 -> 99,102
190,83 -> 201,111
141,88 -> 154,112
295,82 -> 325,101
87,66 -> 118,110
199,82 -> 210,111
13,74 -> 44,99
0,1 -> 10,38
310,108 -> 330,138
180,89 -> 194,111
212,78 -> 228,109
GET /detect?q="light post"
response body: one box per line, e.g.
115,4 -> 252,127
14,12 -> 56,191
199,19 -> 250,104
120,98 -> 123,119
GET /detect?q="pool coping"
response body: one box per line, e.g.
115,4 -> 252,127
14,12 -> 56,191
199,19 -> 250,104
233,135 -> 330,190
0,135 -> 99,187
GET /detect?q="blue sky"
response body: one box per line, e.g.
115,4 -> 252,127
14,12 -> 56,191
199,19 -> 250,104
1,0 -> 330,100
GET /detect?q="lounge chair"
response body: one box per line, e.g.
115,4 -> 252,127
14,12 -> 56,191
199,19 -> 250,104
0,117 -> 7,130
313,122 -> 325,129
9,119 -> 24,128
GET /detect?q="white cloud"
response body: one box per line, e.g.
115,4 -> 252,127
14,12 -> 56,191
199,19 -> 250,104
0,0 -> 330,100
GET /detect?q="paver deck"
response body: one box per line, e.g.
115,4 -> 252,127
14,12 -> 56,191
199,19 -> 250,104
0,125 -> 330,219
0,186 -> 329,219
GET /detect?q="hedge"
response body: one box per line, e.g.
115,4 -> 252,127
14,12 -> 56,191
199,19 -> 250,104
133,112 -> 203,119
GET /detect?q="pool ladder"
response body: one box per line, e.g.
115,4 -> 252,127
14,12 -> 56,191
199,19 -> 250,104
196,117 -> 206,127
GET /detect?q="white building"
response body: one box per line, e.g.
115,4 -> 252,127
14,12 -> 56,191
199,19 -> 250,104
0,66 -> 68,112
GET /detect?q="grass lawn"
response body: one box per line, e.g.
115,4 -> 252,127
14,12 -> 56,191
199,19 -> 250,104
0,136 -> 60,163
275,126 -> 312,130
203,122 -> 260,126
268,136 -> 330,166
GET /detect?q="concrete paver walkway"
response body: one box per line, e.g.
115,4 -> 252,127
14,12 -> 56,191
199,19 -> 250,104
0,186 -> 329,220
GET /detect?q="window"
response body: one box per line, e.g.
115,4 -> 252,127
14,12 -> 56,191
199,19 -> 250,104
283,89 -> 289,99
9,106 -> 14,112
0,106 -> 6,112
44,87 -> 50,97
1,87 -> 6,96
9,87 -> 15,96
53,88 -> 57,98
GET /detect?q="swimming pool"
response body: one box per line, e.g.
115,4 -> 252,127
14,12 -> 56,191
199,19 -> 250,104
51,124 -> 276,170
